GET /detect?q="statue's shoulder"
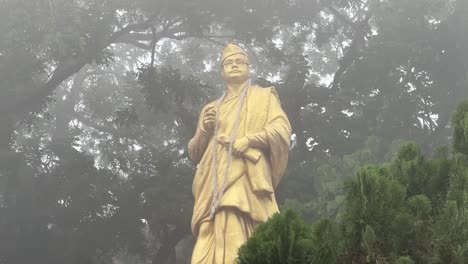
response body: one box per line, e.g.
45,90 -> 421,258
249,85 -> 278,98
250,84 -> 272,90
250,84 -> 270,92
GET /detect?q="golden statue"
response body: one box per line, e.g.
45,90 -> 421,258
188,43 -> 292,264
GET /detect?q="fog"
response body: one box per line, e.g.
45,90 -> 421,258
1,0 -> 468,263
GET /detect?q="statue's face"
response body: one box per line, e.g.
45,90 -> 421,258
221,54 -> 250,83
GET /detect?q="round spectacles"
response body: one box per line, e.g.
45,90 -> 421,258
222,59 -> 249,68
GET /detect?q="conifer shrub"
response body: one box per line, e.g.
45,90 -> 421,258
237,101 -> 468,263
395,256 -> 414,264
236,208 -> 339,264
452,99 -> 468,155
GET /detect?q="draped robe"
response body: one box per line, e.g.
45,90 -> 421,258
188,85 -> 291,263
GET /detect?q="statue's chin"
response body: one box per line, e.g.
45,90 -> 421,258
224,76 -> 249,84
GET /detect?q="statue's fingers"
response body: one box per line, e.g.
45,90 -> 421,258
204,115 -> 215,121
233,144 -> 241,156
205,105 -> 215,112
218,137 -> 230,146
204,114 -> 215,121
204,118 -> 215,125
232,148 -> 238,156
234,149 -> 242,157
205,111 -> 216,117
204,106 -> 214,114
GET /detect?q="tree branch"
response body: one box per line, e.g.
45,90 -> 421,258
105,15 -> 157,47
2,15 -> 158,115
116,32 -> 154,42
74,113 -> 142,143
150,26 -> 157,67
329,13 -> 372,92
120,40 -> 153,50
319,0 -> 357,30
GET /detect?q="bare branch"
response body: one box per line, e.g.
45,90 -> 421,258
201,37 -> 226,47
106,15 -> 157,47
329,13 -> 372,92
121,41 -> 153,50
151,26 -> 157,67
117,33 -> 154,42
2,15 -> 159,114
319,0 -> 357,30
201,35 -> 238,39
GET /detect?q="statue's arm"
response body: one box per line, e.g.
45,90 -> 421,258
188,130 -> 210,163
188,106 -> 212,163
246,88 -> 291,151
246,130 -> 269,150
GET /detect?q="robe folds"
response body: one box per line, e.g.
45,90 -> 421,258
188,85 -> 291,236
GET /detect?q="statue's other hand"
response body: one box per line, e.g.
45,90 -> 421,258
232,137 -> 249,157
202,106 -> 216,134
217,135 -> 230,147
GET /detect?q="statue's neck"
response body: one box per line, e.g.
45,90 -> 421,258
226,80 -> 249,97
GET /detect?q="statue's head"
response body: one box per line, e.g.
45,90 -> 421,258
221,43 -> 250,84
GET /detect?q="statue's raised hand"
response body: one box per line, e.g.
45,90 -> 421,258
202,105 -> 216,135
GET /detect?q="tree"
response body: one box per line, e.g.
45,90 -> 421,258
237,208 -> 340,264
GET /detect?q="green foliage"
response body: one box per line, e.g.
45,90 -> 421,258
280,136 -> 408,223
390,143 -> 450,203
432,153 -> 468,263
395,256 -> 415,264
342,165 -> 406,261
236,209 -> 312,264
241,98 -> 468,263
452,99 -> 468,155
309,219 -> 341,264
338,140 -> 458,263
236,209 -> 339,264
432,200 -> 468,263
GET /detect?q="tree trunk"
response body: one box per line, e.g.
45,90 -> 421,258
152,228 -> 186,264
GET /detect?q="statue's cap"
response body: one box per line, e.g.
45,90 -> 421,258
222,43 -> 248,63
